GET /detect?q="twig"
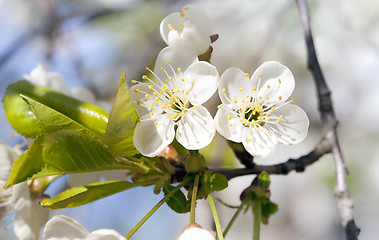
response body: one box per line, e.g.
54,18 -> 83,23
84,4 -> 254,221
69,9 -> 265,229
295,0 -> 360,239
212,135 -> 331,180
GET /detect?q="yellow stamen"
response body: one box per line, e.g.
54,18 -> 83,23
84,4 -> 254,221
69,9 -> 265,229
134,89 -> 140,93
278,96 -> 282,101
148,85 -> 153,89
292,99 -> 297,103
267,85 -> 271,88
228,116 -> 232,120
136,101 -> 141,105
222,88 -> 226,93
145,67 -> 150,71
191,81 -> 194,86
150,112 -> 154,115
245,73 -> 249,77
258,74 -> 262,78
145,94 -> 150,98
253,87 -> 257,91
131,80 -> 137,84
278,79 -> 281,83
142,75 -> 147,80
154,121 -> 158,125
217,105 -> 223,109
239,88 -> 243,92
166,61 -> 170,65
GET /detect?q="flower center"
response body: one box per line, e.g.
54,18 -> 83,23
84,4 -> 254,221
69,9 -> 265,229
239,103 -> 264,127
132,62 -> 195,125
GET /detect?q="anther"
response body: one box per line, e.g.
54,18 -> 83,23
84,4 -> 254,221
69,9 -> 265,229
166,61 -> 170,65
278,79 -> 281,83
131,80 -> 137,84
145,67 -> 150,71
136,101 -> 141,105
222,88 -> 226,93
191,81 -> 194,86
148,85 -> 153,89
145,94 -> 150,98
150,112 -> 154,115
239,88 -> 243,92
177,68 -> 181,72
217,105 -> 223,109
245,73 -> 249,77
267,85 -> 271,88
292,99 -> 296,103
154,122 -> 158,125
253,87 -> 257,91
228,116 -> 232,120
134,89 -> 140,93
258,74 -> 262,78
278,96 -> 282,101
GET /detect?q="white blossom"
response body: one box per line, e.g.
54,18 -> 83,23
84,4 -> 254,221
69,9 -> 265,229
160,5 -> 211,55
130,46 -> 219,157
0,141 -> 49,240
43,215 -> 126,240
215,61 -> 309,158
23,63 -> 96,104
177,223 -> 216,240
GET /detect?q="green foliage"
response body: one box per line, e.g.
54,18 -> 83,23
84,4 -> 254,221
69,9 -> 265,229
5,96 -> 128,188
105,71 -> 140,158
3,80 -> 109,138
243,172 -> 278,225
41,181 -> 137,209
203,172 -> 229,192
163,185 -> 190,213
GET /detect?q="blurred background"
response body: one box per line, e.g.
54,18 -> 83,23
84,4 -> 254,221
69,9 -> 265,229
1,0 -> 379,239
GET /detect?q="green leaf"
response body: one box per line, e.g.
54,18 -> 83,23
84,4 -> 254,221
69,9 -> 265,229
3,80 -> 109,138
40,181 -> 137,209
105,71 -> 140,158
261,200 -> 278,224
4,95 -> 131,187
163,185 -> 190,213
207,173 -> 229,192
6,129 -> 128,188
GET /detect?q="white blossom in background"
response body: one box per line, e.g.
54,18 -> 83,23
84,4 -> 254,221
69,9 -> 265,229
43,215 -> 126,240
130,46 -> 219,157
177,223 -> 216,240
0,141 -> 49,240
23,63 -> 96,104
215,61 -> 309,158
160,5 -> 211,55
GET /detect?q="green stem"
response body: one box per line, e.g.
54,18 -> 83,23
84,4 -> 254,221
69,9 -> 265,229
207,192 -> 224,240
190,174 -> 200,224
223,197 -> 249,238
125,177 -> 192,239
252,199 -> 261,240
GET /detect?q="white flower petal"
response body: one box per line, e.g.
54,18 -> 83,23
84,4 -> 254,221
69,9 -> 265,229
252,61 -> 295,103
46,72 -> 68,94
43,215 -> 89,240
178,226 -> 215,240
181,5 -> 211,33
218,67 -> 254,108
184,61 -> 219,105
214,107 -> 242,143
86,229 -> 126,240
176,106 -> 215,150
130,83 -> 160,117
242,127 -> 278,158
69,86 -> 96,104
133,115 -> 175,157
269,104 -> 309,144
160,5 -> 211,55
154,46 -> 198,82
160,12 -> 181,45
0,141 -> 17,181
14,199 -> 49,240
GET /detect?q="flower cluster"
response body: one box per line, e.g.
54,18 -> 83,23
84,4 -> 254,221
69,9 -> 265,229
132,5 -> 309,159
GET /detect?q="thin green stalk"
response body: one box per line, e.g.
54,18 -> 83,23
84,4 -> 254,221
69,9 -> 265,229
252,199 -> 261,240
125,177 -> 192,239
223,197 -> 249,238
190,174 -> 200,224
207,192 -> 224,240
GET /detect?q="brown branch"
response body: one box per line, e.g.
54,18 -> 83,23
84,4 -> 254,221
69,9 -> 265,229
212,135 -> 331,180
295,0 -> 360,239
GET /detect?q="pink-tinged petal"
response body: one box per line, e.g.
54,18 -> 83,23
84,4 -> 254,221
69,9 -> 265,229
251,61 -> 295,103
214,107 -> 242,143
269,104 -> 309,144
219,67 -> 254,108
87,229 -> 126,240
241,127 -> 278,158
43,215 -> 89,239
183,61 -> 219,105
160,12 -> 181,45
133,115 -> 175,157
154,46 -> 198,82
176,106 -> 215,150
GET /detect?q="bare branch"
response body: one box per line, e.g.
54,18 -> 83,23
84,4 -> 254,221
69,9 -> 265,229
212,135 -> 331,180
295,0 -> 360,238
